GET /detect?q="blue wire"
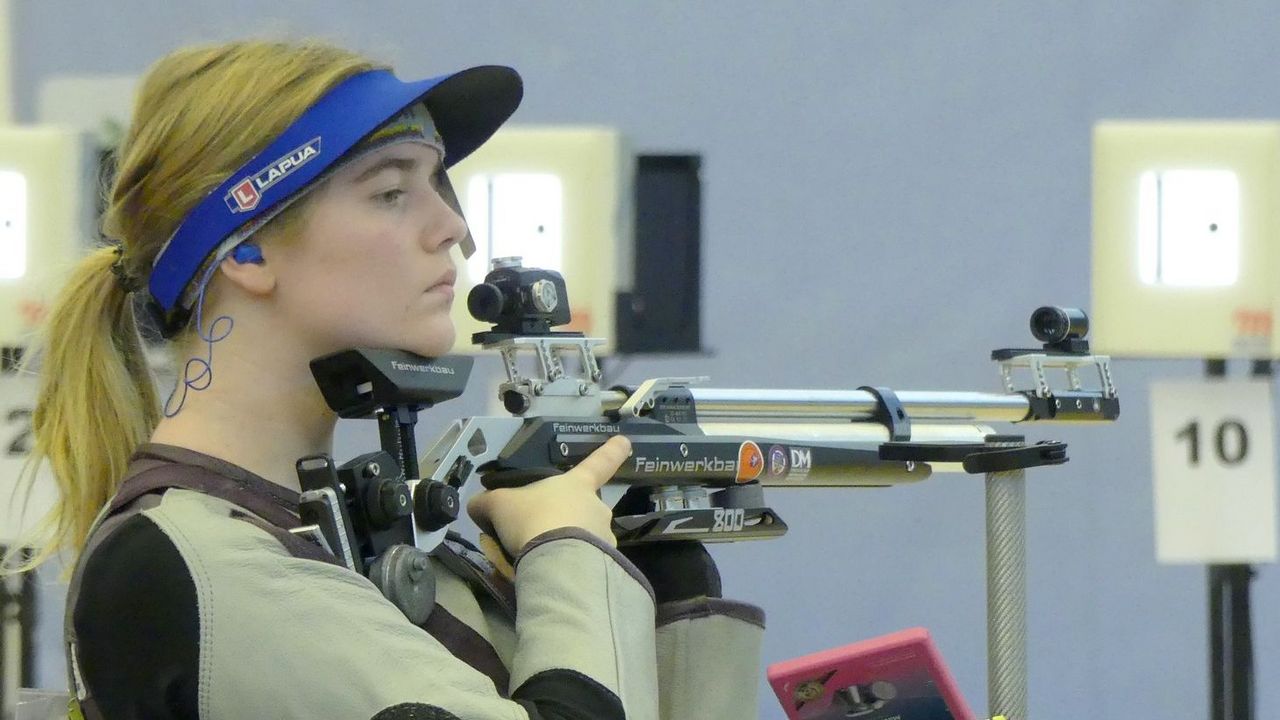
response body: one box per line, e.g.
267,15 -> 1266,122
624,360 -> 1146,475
163,258 -> 234,418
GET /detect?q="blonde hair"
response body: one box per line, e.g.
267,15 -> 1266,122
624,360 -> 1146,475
7,40 -> 383,572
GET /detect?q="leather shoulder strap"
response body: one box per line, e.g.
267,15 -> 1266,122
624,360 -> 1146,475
434,534 -> 516,621
91,460 -> 342,574
108,459 -> 300,531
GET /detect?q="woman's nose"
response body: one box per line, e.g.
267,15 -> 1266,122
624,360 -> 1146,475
422,192 -> 468,253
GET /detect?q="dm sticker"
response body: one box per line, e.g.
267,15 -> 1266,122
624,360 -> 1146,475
788,447 -> 813,479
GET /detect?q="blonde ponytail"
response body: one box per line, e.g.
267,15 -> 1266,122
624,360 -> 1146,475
6,246 -> 158,571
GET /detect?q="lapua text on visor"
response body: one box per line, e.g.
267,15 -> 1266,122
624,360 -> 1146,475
225,137 -> 323,213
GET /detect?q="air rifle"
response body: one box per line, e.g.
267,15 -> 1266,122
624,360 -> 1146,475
291,258 -> 1117,589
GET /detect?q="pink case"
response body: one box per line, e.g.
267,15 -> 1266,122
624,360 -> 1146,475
766,627 -> 975,720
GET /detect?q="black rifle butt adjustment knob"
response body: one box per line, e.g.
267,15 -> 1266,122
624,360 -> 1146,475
414,480 -> 460,532
468,283 -> 506,322
502,388 -> 532,414
364,477 -> 413,530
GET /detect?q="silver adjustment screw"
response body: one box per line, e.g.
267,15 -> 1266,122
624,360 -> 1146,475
491,256 -> 523,270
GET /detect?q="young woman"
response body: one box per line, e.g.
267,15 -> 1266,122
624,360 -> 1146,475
17,41 -> 763,719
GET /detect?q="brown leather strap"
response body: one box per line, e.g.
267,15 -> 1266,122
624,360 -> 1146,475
419,604 -> 511,695
228,510 -> 344,568
110,459 -> 300,531
434,537 -> 516,621
104,459 -> 340,569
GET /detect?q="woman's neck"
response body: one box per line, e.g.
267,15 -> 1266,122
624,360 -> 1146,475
149,336 -> 337,493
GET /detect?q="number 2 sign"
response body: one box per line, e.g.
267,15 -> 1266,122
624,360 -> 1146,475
1151,379 -> 1278,564
0,374 -> 58,543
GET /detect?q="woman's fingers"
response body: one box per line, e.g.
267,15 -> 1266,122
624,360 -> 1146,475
464,435 -> 630,556
569,435 -> 632,490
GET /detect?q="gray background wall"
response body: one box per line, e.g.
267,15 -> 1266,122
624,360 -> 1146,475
13,1 -> 1280,717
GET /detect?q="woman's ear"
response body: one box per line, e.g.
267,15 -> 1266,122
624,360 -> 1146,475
218,247 -> 276,298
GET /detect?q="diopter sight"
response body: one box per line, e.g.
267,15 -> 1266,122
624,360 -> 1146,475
468,257 -> 574,342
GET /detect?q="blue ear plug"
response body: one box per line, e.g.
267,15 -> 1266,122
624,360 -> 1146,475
231,243 -> 264,264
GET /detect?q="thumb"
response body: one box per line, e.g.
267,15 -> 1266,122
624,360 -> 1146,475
466,490 -> 498,533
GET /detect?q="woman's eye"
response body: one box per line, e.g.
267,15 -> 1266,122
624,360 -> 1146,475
375,188 -> 406,206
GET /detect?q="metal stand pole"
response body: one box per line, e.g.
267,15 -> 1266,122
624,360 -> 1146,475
1209,564 -> 1254,720
0,568 -> 22,720
1206,358 -> 1263,720
987,441 -> 1028,720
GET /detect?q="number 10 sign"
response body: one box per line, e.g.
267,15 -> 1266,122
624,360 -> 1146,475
1151,379 -> 1277,564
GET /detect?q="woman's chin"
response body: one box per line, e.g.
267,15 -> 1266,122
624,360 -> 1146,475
407,323 -> 456,358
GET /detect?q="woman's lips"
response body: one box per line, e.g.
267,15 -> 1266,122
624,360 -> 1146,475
427,270 -> 457,301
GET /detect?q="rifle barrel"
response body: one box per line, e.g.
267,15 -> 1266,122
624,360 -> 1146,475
602,389 -> 1031,423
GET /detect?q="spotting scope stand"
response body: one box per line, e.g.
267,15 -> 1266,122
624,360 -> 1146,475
298,259 -> 1119,720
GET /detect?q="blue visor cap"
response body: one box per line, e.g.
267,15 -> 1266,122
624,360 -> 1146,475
147,65 -> 522,329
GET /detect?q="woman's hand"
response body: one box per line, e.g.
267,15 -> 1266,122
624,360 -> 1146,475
467,435 -> 632,557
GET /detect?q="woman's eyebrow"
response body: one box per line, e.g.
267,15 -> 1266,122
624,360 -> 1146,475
351,156 -> 418,184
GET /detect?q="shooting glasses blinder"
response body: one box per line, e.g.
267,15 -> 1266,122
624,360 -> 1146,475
146,65 -> 523,338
